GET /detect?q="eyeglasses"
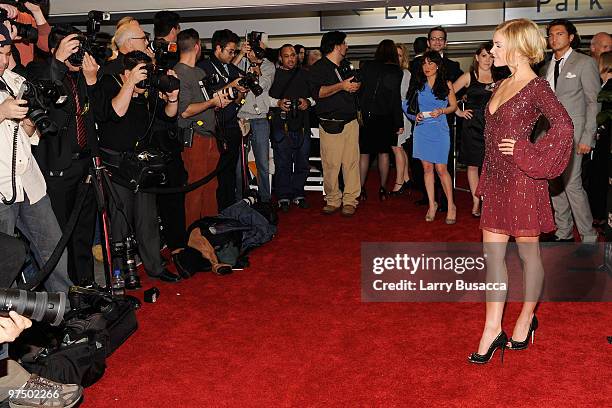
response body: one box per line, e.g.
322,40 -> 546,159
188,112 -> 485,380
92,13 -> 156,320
224,47 -> 237,55
131,36 -> 149,42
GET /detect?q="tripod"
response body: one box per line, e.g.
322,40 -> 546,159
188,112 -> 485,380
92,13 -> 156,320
89,156 -> 141,294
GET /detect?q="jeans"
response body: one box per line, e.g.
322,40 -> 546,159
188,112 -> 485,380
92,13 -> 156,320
0,194 -> 73,293
272,126 -> 311,201
236,118 -> 271,202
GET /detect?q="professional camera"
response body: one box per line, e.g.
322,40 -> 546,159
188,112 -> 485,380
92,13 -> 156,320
150,38 -> 178,70
280,98 -> 300,121
0,288 -> 67,326
337,60 -> 361,83
18,80 -> 67,136
67,10 -> 113,66
0,8 -> 38,44
200,73 -> 239,101
136,63 -> 180,93
238,72 -> 263,97
247,31 -> 266,60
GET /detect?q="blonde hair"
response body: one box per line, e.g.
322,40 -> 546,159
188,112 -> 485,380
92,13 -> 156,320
396,43 -> 410,70
494,18 -> 546,67
600,51 -> 612,75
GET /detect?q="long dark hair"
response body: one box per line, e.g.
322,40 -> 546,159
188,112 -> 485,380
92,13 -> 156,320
413,51 -> 448,100
374,39 -> 399,64
470,41 -> 493,79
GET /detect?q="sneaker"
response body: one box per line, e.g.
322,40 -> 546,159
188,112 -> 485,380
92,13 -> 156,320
293,198 -> 310,209
9,374 -> 83,408
341,205 -> 356,217
278,200 -> 290,213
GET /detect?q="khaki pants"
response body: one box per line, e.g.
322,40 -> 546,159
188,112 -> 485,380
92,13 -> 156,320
0,359 -> 31,400
319,119 -> 360,207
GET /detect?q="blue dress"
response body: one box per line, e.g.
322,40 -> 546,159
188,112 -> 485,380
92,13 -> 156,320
411,84 -> 450,164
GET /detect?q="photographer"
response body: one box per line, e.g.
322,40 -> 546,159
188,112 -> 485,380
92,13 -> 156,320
309,31 -> 361,217
92,50 -> 181,288
0,25 -> 73,294
153,10 -> 180,44
101,19 -> 150,76
235,35 -> 275,203
25,25 -> 100,286
0,1 -> 50,67
197,29 -> 248,211
174,28 -> 231,227
269,44 -> 314,211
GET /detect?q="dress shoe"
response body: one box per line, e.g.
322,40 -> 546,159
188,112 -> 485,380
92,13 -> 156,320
172,253 -> 192,279
293,198 -> 310,209
151,269 -> 181,283
341,205 -> 356,217
547,236 -> 574,243
322,204 -> 341,215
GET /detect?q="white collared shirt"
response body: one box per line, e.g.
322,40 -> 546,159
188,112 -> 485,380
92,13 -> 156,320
0,70 -> 46,205
546,48 -> 573,89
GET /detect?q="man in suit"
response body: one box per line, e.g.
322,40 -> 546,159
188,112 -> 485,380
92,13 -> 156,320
26,25 -> 100,285
542,19 -> 600,243
409,27 -> 463,209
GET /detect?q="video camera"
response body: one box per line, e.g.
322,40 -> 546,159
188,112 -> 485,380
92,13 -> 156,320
337,60 -> 361,83
0,8 -> 38,44
67,10 -> 113,66
247,31 -> 266,60
0,288 -> 67,326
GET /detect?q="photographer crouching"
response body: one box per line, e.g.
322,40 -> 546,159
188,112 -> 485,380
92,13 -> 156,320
25,25 -> 100,287
0,23 -> 73,294
92,50 -> 181,289
269,44 -> 315,211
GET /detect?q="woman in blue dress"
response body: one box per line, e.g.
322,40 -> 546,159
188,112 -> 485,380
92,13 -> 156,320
405,51 -> 458,223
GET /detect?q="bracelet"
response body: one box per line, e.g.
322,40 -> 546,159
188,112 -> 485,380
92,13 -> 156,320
167,99 -> 178,103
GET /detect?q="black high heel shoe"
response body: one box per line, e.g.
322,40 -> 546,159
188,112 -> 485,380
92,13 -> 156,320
389,183 -> 405,197
508,315 -> 538,350
468,331 -> 508,364
379,187 -> 388,201
358,189 -> 368,201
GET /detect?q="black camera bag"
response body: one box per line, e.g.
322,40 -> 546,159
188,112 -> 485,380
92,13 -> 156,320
20,314 -> 108,387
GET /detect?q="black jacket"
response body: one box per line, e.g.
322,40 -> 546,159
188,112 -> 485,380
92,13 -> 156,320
359,61 -> 403,129
26,58 -> 99,172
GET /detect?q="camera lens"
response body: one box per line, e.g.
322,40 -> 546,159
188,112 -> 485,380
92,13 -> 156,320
0,288 -> 67,327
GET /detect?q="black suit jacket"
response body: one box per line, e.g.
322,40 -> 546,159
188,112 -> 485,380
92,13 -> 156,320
26,58 -> 99,172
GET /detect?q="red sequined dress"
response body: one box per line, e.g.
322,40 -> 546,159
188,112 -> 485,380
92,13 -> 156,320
476,77 -> 574,237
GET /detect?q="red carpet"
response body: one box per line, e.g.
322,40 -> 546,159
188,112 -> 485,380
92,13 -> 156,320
83,183 -> 611,407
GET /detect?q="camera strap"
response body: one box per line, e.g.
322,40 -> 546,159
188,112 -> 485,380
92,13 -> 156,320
278,68 -> 300,100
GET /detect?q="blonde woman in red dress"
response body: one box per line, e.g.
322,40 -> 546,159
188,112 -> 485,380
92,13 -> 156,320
469,19 -> 574,364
